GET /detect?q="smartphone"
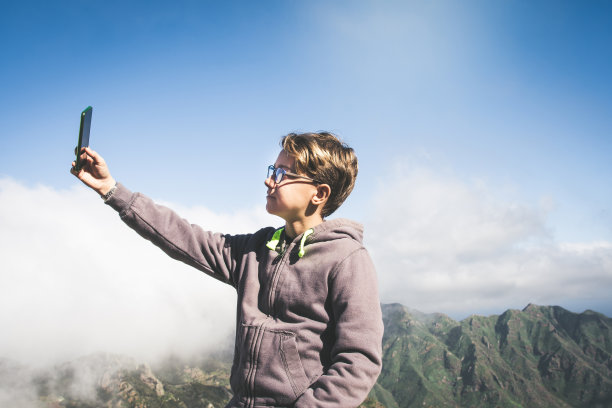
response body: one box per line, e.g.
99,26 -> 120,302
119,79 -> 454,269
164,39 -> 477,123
75,106 -> 93,171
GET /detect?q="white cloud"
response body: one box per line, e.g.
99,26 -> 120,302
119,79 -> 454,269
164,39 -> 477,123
2,173 -> 610,369
365,167 -> 612,319
0,178 -> 277,367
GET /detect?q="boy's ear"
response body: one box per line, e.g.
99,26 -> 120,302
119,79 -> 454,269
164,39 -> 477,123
312,184 -> 331,206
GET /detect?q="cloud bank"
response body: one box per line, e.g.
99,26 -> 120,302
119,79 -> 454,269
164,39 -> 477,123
0,178 -> 277,367
1,173 -> 611,368
365,166 -> 612,319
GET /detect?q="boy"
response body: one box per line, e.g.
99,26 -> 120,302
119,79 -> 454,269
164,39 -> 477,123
71,132 -> 383,407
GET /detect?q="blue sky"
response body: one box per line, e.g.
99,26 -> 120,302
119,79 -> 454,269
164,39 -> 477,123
1,1 -> 611,238
1,1 -> 611,364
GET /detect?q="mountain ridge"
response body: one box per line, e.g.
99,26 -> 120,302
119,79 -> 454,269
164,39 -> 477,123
2,303 -> 611,407
376,302 -> 612,407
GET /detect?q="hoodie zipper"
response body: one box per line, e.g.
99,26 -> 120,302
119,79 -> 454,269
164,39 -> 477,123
266,229 -> 313,315
244,231 -> 310,405
267,242 -> 290,315
243,231 -> 290,406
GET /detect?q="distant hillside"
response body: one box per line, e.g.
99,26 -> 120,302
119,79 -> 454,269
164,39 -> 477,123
2,304 -> 611,407
0,352 -> 234,408
370,303 -> 612,408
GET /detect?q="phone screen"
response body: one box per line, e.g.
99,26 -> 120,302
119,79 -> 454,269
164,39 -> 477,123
75,106 -> 92,171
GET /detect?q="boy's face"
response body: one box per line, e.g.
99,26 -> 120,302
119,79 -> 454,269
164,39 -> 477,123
265,151 -> 319,222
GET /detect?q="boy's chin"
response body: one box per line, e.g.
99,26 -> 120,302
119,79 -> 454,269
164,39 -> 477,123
265,202 -> 278,216
265,204 -> 288,222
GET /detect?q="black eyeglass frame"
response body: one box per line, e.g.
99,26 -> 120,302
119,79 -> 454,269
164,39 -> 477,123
267,165 -> 319,185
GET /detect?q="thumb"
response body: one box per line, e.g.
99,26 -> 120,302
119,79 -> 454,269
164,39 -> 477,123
84,147 -> 105,165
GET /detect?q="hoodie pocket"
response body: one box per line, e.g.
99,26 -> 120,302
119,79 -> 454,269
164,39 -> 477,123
235,324 -> 310,406
278,332 -> 310,398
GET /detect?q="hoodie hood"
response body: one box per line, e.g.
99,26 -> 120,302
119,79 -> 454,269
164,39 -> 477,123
266,218 -> 364,259
309,218 -> 364,244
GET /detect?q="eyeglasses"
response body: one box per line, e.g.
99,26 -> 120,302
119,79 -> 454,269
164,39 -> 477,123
267,165 -> 318,185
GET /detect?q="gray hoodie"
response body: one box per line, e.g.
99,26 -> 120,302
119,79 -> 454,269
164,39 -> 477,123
106,183 -> 383,407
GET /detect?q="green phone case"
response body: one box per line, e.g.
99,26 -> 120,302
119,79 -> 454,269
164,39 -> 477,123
75,106 -> 93,171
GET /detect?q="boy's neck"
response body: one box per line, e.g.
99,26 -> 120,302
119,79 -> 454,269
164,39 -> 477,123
284,216 -> 324,240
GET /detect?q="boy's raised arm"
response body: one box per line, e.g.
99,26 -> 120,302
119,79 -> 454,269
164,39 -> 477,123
70,147 -> 244,286
104,182 -> 245,286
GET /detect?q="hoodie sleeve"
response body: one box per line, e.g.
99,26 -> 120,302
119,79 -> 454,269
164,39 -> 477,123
293,247 -> 384,407
104,182 -> 250,287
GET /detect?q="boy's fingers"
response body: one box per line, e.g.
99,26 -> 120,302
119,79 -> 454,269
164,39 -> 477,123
85,147 -> 105,164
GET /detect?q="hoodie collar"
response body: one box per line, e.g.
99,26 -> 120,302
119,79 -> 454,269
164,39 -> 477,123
266,227 -> 314,258
265,218 -> 363,258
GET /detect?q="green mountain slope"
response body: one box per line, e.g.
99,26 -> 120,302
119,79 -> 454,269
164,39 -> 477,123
372,303 -> 612,408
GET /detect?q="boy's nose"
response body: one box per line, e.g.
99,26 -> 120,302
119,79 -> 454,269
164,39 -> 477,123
264,176 -> 275,189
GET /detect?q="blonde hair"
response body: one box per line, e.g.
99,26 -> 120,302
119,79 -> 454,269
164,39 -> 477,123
281,132 -> 358,217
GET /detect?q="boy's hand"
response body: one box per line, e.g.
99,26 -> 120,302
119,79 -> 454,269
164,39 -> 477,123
70,147 -> 116,196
